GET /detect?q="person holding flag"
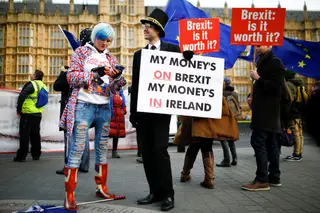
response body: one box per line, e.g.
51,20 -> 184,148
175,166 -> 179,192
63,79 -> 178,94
59,22 -> 126,210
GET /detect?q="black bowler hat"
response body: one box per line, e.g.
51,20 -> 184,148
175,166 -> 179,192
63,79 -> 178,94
140,8 -> 169,38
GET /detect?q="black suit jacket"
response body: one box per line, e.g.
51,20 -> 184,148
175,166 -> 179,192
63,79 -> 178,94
130,41 -> 180,119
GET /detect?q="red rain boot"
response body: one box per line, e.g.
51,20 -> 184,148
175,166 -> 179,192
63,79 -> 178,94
64,167 -> 78,210
95,164 -> 116,199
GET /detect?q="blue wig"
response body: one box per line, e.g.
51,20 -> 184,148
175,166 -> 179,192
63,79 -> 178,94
91,22 -> 115,42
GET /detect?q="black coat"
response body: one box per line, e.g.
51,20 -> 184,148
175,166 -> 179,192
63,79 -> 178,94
54,71 -> 70,131
130,41 -> 180,121
251,51 -> 285,133
306,89 -> 320,146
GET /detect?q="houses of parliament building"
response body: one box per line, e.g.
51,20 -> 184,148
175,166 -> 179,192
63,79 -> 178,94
0,0 -> 319,110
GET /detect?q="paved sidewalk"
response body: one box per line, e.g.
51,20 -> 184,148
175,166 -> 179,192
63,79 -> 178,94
0,137 -> 320,213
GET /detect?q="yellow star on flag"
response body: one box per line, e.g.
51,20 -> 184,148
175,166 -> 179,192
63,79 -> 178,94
298,61 -> 306,68
296,43 -> 302,46
305,54 -> 311,59
176,36 -> 180,42
303,48 -> 309,52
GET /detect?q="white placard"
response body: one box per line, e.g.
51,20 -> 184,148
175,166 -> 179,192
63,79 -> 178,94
137,49 -> 224,119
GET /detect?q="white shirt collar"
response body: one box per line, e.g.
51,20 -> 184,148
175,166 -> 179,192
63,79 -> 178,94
148,40 -> 161,50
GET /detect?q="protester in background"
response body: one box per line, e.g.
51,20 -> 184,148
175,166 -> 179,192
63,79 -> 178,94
216,77 -> 239,167
55,28 -> 93,175
242,46 -> 284,191
109,85 -> 127,158
129,9 -> 180,211
283,71 -> 306,162
59,22 -> 126,210
14,69 -> 48,162
176,98 -> 239,189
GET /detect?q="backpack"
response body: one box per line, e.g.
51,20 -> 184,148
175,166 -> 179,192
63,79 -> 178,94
33,81 -> 49,108
226,95 -> 242,121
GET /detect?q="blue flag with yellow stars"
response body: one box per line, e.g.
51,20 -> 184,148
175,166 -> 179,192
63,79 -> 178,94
239,38 -> 320,80
162,0 -> 246,70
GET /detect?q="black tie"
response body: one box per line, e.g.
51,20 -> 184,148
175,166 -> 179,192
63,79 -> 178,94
151,45 -> 156,50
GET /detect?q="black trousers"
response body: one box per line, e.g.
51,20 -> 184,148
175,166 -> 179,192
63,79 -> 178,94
139,113 -> 174,197
251,130 -> 281,183
136,124 -> 143,156
16,114 -> 42,159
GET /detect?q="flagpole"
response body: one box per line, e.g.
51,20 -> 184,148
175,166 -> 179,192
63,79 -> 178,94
58,25 -> 75,52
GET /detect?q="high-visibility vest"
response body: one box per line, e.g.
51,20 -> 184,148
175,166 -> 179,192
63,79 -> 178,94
22,80 -> 48,114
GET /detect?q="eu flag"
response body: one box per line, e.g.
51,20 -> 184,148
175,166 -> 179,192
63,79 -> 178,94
240,38 -> 320,80
58,25 -> 80,51
162,0 -> 246,70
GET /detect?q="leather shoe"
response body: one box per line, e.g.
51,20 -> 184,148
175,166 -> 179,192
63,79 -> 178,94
56,168 -> 64,175
137,194 -> 163,205
161,196 -> 174,211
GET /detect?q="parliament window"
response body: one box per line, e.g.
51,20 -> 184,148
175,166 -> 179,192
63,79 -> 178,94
312,30 -> 319,42
285,31 -> 299,40
50,26 -> 65,49
128,0 -> 135,15
17,55 -> 32,74
0,56 -> 2,74
234,84 -> 249,104
18,24 -> 34,46
128,27 -> 134,48
109,0 -> 116,13
0,27 -> 3,47
234,59 -> 248,76
128,56 -> 133,75
49,57 -> 63,75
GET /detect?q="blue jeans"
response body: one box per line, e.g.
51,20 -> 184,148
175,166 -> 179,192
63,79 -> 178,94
64,130 -> 90,171
67,101 -> 111,168
251,130 -> 281,183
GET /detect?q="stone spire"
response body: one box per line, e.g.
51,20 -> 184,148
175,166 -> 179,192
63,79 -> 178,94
197,0 -> 200,8
224,1 -> 228,17
40,0 -> 44,14
70,0 -> 74,15
304,0 -> 308,20
251,0 -> 255,8
9,0 -> 14,13
278,0 -> 281,8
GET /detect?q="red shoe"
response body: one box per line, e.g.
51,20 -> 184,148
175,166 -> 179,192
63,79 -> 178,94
95,164 -> 116,199
64,167 -> 78,210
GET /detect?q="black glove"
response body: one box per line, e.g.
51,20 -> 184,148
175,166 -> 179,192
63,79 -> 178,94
183,51 -> 194,61
91,66 -> 106,77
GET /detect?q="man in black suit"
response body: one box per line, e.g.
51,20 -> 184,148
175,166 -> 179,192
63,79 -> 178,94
130,8 -> 180,212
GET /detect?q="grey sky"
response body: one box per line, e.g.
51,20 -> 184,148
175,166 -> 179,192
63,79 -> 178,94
9,0 -> 320,11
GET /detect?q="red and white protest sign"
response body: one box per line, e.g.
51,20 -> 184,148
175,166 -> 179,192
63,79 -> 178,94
179,18 -> 220,54
230,8 -> 286,46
